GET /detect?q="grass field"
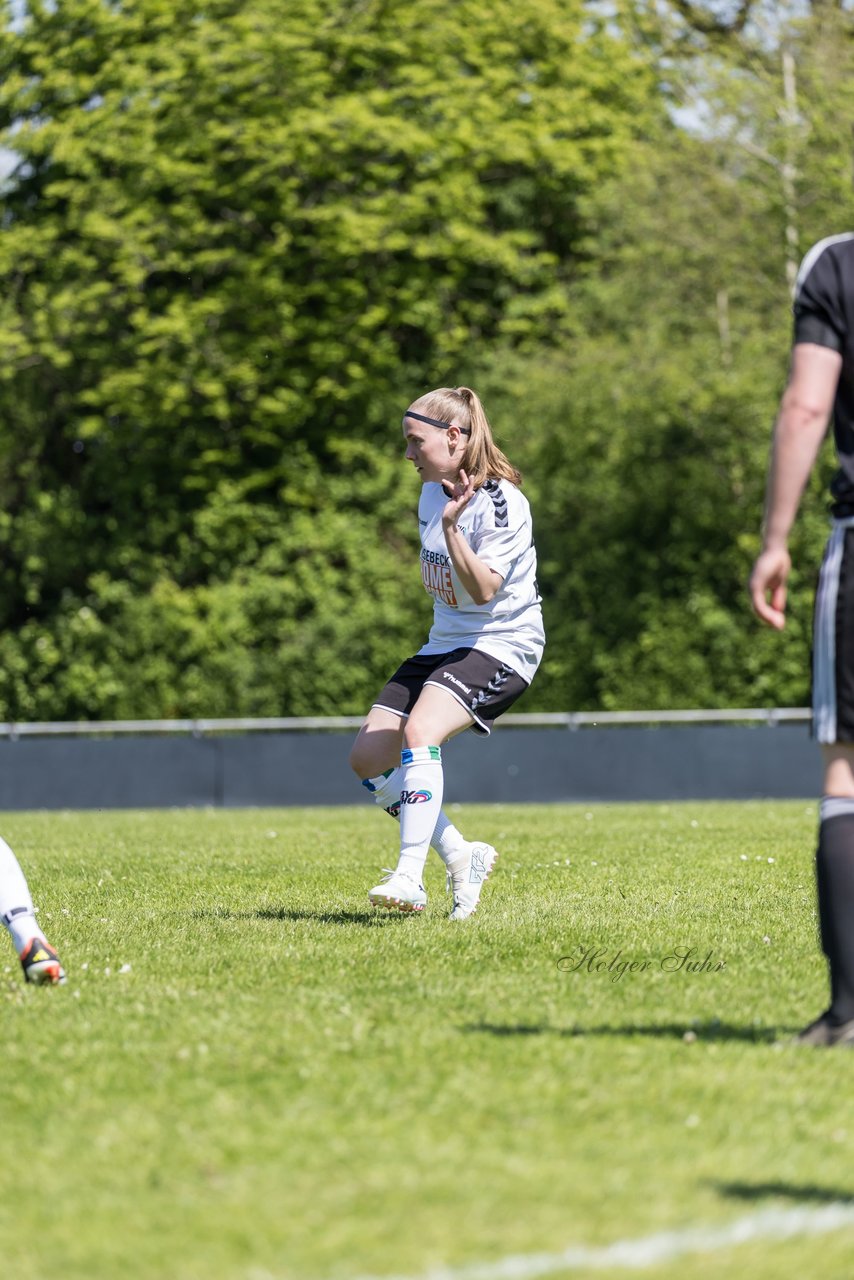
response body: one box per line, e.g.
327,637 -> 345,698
2,801 -> 853,1280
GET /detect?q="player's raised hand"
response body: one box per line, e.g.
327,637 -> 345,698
441,469 -> 476,526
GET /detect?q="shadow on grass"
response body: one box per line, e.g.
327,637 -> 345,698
190,905 -> 407,927
714,1180 -> 854,1205
258,906 -> 411,927
462,1020 -> 788,1043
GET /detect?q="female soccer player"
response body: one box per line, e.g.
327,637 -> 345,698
0,835 -> 65,984
350,386 -> 545,919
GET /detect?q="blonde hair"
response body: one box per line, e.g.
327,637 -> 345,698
405,386 -> 521,488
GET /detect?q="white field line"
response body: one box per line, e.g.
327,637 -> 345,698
337,1203 -> 854,1280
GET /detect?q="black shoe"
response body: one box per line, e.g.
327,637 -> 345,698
20,937 -> 66,985
795,1011 -> 854,1046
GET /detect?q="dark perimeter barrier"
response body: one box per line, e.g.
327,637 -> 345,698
0,710 -> 821,810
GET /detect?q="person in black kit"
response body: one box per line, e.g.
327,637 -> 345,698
750,233 -> 854,1046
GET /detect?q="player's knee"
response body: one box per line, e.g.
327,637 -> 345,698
402,717 -> 433,749
349,739 -> 370,777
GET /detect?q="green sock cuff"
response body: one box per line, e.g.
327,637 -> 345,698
401,745 -> 442,766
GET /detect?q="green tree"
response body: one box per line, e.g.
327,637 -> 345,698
0,0 -> 659,717
479,3 -> 854,712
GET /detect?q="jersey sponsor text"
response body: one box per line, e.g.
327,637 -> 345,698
421,558 -> 457,607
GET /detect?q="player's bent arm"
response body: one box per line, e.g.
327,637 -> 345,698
442,523 -> 503,604
760,342 -> 841,553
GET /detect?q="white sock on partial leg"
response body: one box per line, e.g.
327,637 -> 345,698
362,766 -> 468,865
396,746 -> 444,882
361,768 -> 404,818
0,835 -> 42,956
430,813 -> 469,866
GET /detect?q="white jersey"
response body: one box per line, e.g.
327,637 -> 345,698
416,479 -> 545,684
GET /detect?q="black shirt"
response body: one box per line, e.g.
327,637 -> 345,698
793,233 -> 854,516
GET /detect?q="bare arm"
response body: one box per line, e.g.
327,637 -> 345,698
749,342 -> 841,628
441,470 -> 503,605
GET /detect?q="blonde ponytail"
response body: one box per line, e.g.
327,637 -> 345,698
405,386 -> 521,488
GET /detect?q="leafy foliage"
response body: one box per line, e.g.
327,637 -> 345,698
480,118 -> 839,711
0,0 -> 659,716
0,0 -> 852,716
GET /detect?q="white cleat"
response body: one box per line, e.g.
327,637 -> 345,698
368,869 -> 427,913
448,843 -> 498,920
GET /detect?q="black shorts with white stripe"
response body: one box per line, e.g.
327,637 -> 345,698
812,519 -> 854,743
372,646 -> 529,736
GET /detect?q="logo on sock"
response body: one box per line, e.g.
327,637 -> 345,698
385,802 -> 402,818
400,789 -> 432,804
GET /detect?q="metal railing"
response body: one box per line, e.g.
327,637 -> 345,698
0,708 -> 812,739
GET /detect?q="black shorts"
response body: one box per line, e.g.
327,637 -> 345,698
813,521 -> 854,743
372,647 -> 530,736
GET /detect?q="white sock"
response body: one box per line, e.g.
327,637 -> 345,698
396,746 -> 444,882
362,767 -> 468,865
0,836 -> 42,956
431,813 -> 470,868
